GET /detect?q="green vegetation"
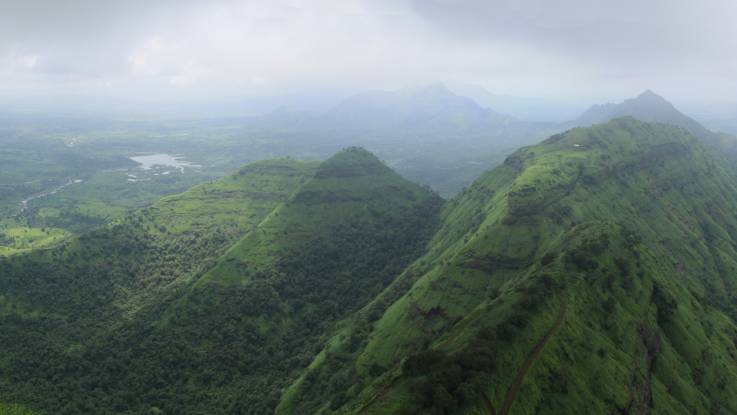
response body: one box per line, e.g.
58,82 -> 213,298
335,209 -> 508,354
0,148 -> 441,414
0,404 -> 38,415
0,227 -> 70,255
279,119 -> 737,414
7,117 -> 737,414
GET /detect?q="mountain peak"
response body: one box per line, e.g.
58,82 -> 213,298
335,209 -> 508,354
316,146 -> 390,178
632,89 -> 671,105
573,90 -> 717,142
410,82 -> 453,95
637,89 -> 659,98
329,146 -> 380,161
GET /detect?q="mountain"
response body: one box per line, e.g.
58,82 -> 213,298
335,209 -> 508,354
570,90 -> 737,162
330,84 -> 514,132
574,91 -> 715,140
448,84 -> 587,122
278,118 -> 737,414
247,84 -> 555,197
12,117 -> 737,414
0,148 -> 442,414
253,83 -> 521,139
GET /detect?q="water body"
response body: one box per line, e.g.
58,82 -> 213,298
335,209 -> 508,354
129,153 -> 198,171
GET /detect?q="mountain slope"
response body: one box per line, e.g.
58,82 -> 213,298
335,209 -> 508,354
0,158 -> 316,320
136,147 -> 443,413
279,118 -> 737,414
0,148 -> 442,415
0,158 -> 317,413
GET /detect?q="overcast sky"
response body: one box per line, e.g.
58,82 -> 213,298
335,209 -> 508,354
1,0 -> 736,115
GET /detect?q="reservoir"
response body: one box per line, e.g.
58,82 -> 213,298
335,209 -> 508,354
129,153 -> 197,171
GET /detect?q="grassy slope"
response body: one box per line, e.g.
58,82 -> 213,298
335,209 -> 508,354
0,158 -> 315,413
0,404 -> 38,415
202,147 -> 439,284
0,227 -> 71,256
122,147 -> 444,413
280,118 -> 737,414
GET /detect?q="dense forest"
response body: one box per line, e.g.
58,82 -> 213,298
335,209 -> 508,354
0,148 -> 442,414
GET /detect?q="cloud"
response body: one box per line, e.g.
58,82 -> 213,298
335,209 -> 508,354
409,0 -> 737,97
0,0 -> 736,111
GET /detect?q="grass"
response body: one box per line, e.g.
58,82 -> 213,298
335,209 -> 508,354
0,404 -> 38,415
0,226 -> 70,256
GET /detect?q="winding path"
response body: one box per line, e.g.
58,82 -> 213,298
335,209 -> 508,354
492,303 -> 567,415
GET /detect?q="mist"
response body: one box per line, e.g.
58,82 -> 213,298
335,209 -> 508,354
1,0 -> 737,118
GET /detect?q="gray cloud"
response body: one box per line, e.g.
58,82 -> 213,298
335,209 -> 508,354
412,0 -> 737,64
0,0 -> 735,113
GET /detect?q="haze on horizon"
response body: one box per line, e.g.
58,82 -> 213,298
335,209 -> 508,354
2,0 -> 736,118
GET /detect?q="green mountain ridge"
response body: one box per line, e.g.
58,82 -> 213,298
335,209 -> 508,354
278,118 -> 737,414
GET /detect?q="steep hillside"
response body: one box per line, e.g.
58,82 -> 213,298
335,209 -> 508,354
119,147 -> 443,414
0,148 -> 442,414
279,118 -> 737,414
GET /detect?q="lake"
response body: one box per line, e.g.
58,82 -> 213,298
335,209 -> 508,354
129,153 -> 198,171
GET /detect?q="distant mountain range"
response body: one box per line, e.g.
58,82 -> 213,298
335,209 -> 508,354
244,85 -> 737,197
330,83 -> 515,131
245,84 -> 556,197
448,83 -> 588,122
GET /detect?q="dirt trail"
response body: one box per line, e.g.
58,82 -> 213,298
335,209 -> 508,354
493,303 -> 566,415
482,393 -> 497,415
357,377 -> 398,415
